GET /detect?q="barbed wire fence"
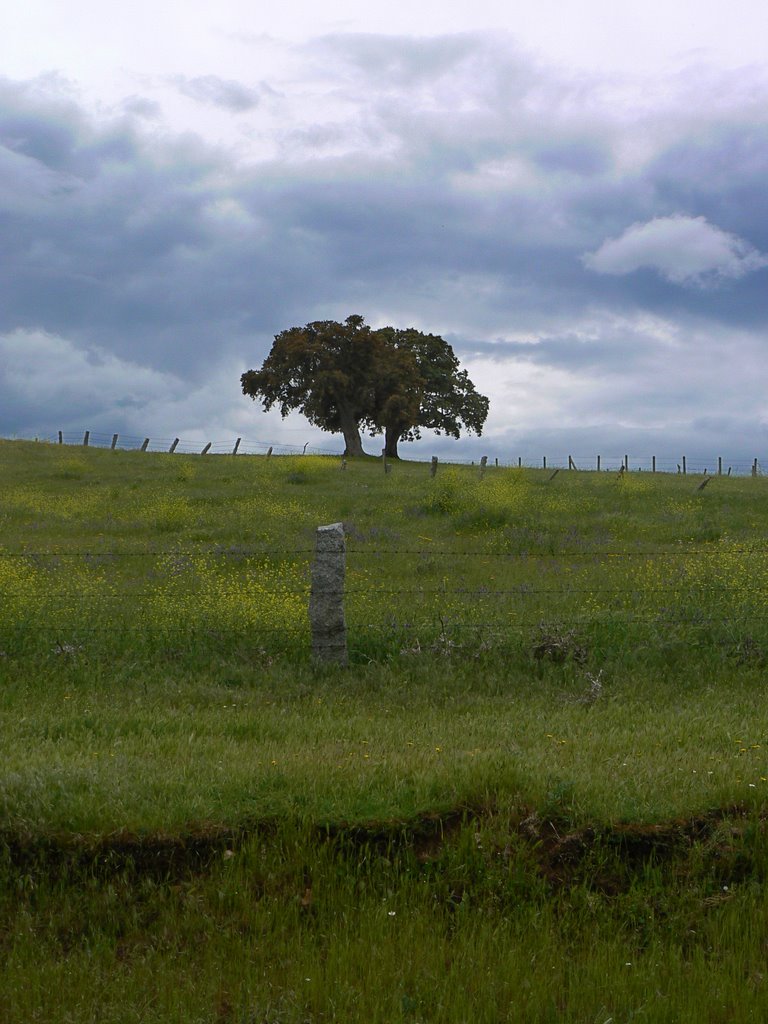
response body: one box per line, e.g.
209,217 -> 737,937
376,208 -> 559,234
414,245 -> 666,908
2,531 -> 767,663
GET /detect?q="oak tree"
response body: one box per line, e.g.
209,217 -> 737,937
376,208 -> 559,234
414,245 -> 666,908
241,315 -> 378,457
368,327 -> 489,458
241,315 -> 489,459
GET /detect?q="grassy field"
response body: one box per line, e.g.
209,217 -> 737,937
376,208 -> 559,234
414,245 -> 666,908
3,438 -> 768,1021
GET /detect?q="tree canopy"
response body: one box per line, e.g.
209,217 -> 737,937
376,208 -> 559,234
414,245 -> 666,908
240,315 -> 376,457
367,326 -> 490,458
241,315 -> 489,458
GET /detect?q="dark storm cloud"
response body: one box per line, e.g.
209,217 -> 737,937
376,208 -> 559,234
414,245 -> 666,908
643,128 -> 768,312
0,76 -> 86,174
295,34 -> 768,337
455,332 -> 648,373
0,76 -> 299,381
2,38 -> 768,454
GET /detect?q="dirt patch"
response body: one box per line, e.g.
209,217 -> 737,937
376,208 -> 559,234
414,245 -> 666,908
514,806 -> 761,891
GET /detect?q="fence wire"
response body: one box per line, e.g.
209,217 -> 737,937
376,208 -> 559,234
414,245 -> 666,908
3,547 -> 768,559
2,543 -> 768,653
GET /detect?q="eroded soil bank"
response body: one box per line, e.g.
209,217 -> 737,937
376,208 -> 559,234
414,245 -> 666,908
3,804 -> 763,892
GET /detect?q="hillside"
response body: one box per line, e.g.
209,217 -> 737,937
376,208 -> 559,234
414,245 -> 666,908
3,439 -> 768,1021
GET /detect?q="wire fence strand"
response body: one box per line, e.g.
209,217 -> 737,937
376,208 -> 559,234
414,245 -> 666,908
3,539 -> 768,653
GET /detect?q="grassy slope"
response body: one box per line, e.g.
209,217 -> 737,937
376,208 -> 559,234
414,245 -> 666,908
6,441 -> 768,1021
2,438 -> 768,836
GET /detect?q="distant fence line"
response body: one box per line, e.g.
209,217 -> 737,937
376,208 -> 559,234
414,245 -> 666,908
5,431 -> 767,477
47,430 -> 339,458
420,453 -> 764,477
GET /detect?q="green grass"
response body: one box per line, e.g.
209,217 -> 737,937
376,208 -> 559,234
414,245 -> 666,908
2,657 -> 768,838
5,818 -> 768,1022
4,438 -> 768,1020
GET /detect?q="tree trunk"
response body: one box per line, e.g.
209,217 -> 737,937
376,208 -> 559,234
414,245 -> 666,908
384,425 -> 402,459
338,409 -> 366,457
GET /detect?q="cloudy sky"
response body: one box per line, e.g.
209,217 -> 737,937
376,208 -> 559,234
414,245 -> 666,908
2,0 -> 768,464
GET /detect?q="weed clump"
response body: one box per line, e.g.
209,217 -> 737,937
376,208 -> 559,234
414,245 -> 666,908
531,624 -> 588,664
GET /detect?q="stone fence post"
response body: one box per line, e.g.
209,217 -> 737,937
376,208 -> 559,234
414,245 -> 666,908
309,522 -> 348,665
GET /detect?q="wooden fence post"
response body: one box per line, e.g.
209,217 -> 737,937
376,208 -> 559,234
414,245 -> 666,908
718,456 -> 722,476
309,522 -> 348,666
266,446 -> 273,459
753,459 -> 759,477
232,438 -> 241,456
169,438 -> 179,453
597,455 -> 601,472
58,431 -> 63,445
141,438 -> 150,452
111,434 -> 119,450
83,431 -> 90,447
543,456 -> 547,469
201,442 -> 211,455
480,455 -> 488,478
652,456 -> 656,473
431,456 -> 438,478
682,456 -> 686,475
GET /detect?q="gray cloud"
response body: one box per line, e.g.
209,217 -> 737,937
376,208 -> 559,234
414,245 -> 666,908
0,328 -> 183,434
533,140 -> 610,177
0,76 -> 87,174
173,74 -> 262,112
2,36 -> 768,458
121,96 -> 162,119
315,32 -> 491,88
